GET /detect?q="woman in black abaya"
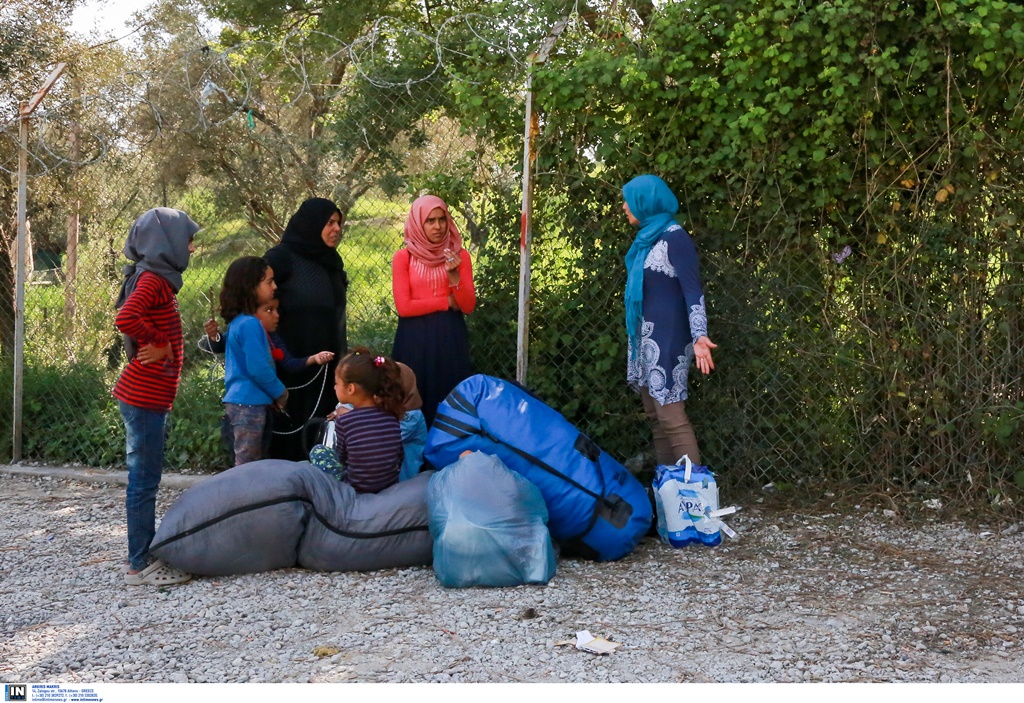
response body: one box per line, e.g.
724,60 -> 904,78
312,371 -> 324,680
263,197 -> 347,460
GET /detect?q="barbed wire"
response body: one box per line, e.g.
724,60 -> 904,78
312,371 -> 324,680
0,11 -> 545,177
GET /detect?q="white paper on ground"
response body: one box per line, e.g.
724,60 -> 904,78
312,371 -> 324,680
574,630 -> 621,654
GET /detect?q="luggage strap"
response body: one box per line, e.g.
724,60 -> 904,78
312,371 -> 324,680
435,411 -> 601,501
434,401 -> 631,531
446,388 -> 478,418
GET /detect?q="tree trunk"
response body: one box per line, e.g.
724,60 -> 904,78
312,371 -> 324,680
0,174 -> 17,359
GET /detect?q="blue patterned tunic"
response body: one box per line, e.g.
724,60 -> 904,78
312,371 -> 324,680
626,224 -> 708,405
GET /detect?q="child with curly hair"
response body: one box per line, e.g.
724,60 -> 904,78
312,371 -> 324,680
220,256 -> 289,465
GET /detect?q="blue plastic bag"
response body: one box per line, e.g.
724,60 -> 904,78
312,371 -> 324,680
653,456 -> 737,548
427,451 -> 556,588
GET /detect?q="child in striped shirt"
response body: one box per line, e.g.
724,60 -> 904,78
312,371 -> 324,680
113,207 -> 198,587
309,348 -> 405,493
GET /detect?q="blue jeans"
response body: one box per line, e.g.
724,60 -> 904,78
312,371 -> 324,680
119,400 -> 168,571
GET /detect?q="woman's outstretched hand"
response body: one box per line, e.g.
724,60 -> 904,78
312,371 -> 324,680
693,336 -> 717,375
306,351 -> 335,366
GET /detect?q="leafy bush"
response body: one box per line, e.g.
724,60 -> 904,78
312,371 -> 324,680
12,362 -> 124,466
0,360 -> 229,471
164,362 -> 231,471
461,0 -> 1024,513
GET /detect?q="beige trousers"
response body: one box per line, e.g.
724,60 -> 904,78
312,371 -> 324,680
640,387 -> 701,466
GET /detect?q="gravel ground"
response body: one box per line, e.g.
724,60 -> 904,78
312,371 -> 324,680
2,466 -> 1023,684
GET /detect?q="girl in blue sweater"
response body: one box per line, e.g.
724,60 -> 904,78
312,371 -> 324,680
220,256 -> 289,465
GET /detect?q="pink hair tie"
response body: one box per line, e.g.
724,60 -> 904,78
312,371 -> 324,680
373,356 -> 385,367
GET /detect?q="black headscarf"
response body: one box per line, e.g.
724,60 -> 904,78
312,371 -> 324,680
279,198 -> 344,271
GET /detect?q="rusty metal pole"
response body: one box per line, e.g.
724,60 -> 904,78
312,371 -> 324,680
13,108 -> 29,462
13,63 -> 66,462
516,19 -> 567,385
515,74 -> 537,385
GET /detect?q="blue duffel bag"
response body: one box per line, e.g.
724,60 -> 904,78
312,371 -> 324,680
424,375 -> 652,562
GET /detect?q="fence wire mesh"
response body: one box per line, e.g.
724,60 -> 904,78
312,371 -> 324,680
0,14 -> 520,471
1,6 -> 1021,516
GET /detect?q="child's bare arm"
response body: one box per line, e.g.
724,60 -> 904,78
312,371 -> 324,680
273,389 -> 289,412
326,403 -> 351,420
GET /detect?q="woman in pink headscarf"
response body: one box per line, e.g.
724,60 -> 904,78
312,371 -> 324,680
391,195 -> 476,428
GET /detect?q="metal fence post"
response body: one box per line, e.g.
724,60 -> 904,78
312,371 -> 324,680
13,107 -> 28,462
12,63 -> 66,462
516,19 -> 567,385
65,93 -> 81,321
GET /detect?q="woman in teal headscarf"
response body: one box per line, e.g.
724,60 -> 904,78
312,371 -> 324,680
622,174 -> 717,466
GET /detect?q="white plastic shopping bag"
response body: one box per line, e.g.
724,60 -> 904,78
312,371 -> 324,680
652,455 -> 738,547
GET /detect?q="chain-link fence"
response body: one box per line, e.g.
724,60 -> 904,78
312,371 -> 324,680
509,173 -> 1024,512
2,7 -> 1022,516
0,15 -> 520,472
505,6 -> 1024,514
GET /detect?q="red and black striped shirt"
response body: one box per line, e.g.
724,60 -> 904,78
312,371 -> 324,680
111,272 -> 184,412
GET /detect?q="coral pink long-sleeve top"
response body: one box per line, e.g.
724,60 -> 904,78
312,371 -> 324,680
391,247 -> 476,317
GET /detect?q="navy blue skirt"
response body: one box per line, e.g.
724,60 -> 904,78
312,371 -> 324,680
392,309 -> 474,428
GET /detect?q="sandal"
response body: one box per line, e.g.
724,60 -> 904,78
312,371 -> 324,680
123,559 -> 192,586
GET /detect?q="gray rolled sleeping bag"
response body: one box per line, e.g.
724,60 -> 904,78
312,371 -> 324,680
150,459 -> 312,576
150,460 -> 433,576
297,468 -> 433,572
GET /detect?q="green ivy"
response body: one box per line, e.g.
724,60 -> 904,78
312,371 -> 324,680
453,0 -> 1024,509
